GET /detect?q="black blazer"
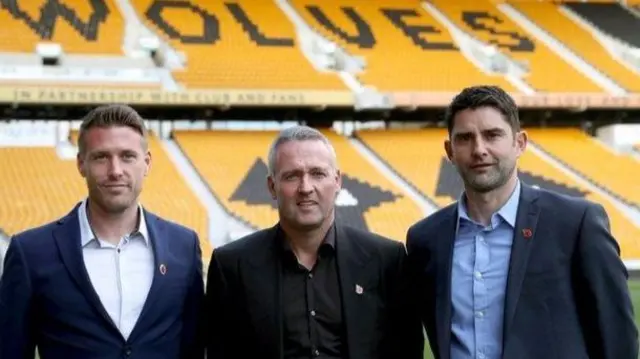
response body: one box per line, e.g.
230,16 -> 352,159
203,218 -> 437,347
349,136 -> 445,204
406,183 -> 638,359
205,222 -> 423,359
0,204 -> 205,359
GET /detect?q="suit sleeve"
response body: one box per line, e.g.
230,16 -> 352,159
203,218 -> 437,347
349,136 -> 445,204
383,242 -> 424,359
205,249 -> 233,359
573,203 -> 639,359
0,238 -> 36,359
180,232 -> 206,359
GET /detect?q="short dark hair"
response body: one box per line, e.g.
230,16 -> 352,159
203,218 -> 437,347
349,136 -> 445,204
78,104 -> 148,155
445,86 -> 520,136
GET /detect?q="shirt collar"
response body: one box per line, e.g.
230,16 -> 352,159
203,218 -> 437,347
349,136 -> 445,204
457,180 -> 521,229
279,220 -> 337,253
78,198 -> 149,247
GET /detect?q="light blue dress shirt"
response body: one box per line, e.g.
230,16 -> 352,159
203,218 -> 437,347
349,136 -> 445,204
450,181 -> 521,359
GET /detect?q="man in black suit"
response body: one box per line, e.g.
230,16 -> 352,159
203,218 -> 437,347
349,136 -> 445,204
406,86 -> 638,359
205,125 -> 423,359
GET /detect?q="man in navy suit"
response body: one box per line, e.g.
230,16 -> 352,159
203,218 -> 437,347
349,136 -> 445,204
0,104 -> 205,359
406,86 -> 638,359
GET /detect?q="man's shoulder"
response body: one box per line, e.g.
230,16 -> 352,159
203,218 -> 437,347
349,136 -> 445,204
534,186 -> 593,211
408,202 -> 457,236
214,226 -> 275,259
148,212 -> 197,239
11,219 -> 60,245
340,224 -> 403,252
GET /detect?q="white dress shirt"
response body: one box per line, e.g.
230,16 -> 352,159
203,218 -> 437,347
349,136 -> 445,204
78,199 -> 155,340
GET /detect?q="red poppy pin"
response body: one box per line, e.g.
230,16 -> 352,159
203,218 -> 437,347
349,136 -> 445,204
522,228 -> 533,239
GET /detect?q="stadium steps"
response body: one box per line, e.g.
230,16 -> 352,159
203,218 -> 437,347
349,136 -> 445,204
430,0 -> 603,92
167,134 -> 258,244
564,2 -> 640,48
351,131 -> 441,212
509,1 -> 640,93
347,136 -> 439,217
527,129 -> 640,210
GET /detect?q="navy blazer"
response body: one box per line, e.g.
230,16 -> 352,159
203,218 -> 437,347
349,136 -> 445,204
406,183 -> 638,359
0,203 -> 205,359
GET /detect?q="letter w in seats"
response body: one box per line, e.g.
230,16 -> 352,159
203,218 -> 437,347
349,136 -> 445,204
0,0 -> 108,40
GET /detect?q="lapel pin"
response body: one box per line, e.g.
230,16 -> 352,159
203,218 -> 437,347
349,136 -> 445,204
522,228 -> 533,239
159,264 -> 167,275
355,284 -> 363,295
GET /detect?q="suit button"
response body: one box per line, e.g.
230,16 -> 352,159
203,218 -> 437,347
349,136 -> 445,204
124,347 -> 132,356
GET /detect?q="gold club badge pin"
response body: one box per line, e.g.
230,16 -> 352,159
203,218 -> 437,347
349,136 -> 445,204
159,264 -> 167,275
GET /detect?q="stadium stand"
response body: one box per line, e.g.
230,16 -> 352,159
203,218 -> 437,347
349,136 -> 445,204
320,130 -> 423,241
513,2 -> 640,92
0,146 -> 85,237
173,129 -> 423,242
172,130 -> 279,231
564,2 -> 640,48
356,128 -> 640,259
430,0 -> 604,92
527,128 -> 640,208
0,135 -> 211,257
129,0 -> 346,90
289,0 -> 518,92
0,0 -> 125,54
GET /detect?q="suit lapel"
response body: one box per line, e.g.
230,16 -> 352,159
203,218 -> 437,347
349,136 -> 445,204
245,226 -> 283,358
53,204 -> 121,336
434,207 -> 457,359
503,184 -> 541,338
335,224 -> 372,359
127,211 -> 167,343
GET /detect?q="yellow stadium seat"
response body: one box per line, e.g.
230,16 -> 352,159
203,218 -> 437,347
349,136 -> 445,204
129,0 -> 345,90
173,129 -> 424,242
356,128 -> 640,260
290,0 -> 517,92
0,0 -> 124,54
431,0 -> 603,92
528,128 -> 640,208
513,2 -> 640,92
0,138 -> 211,258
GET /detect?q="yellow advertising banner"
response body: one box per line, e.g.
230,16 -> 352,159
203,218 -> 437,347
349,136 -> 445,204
390,92 -> 640,109
2,86 -> 640,110
0,86 -> 354,107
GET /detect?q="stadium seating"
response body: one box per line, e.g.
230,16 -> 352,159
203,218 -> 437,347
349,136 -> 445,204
431,0 -> 603,92
564,2 -> 640,48
528,128 -> 640,208
355,128 -> 453,207
0,0 -> 125,54
173,129 -> 423,242
129,0 -> 345,90
290,0 -> 517,92
513,2 -> 640,92
0,137 -> 211,257
172,130 -> 279,231
518,142 -> 640,260
356,128 -> 640,259
320,130 -> 423,241
0,147 -> 85,236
